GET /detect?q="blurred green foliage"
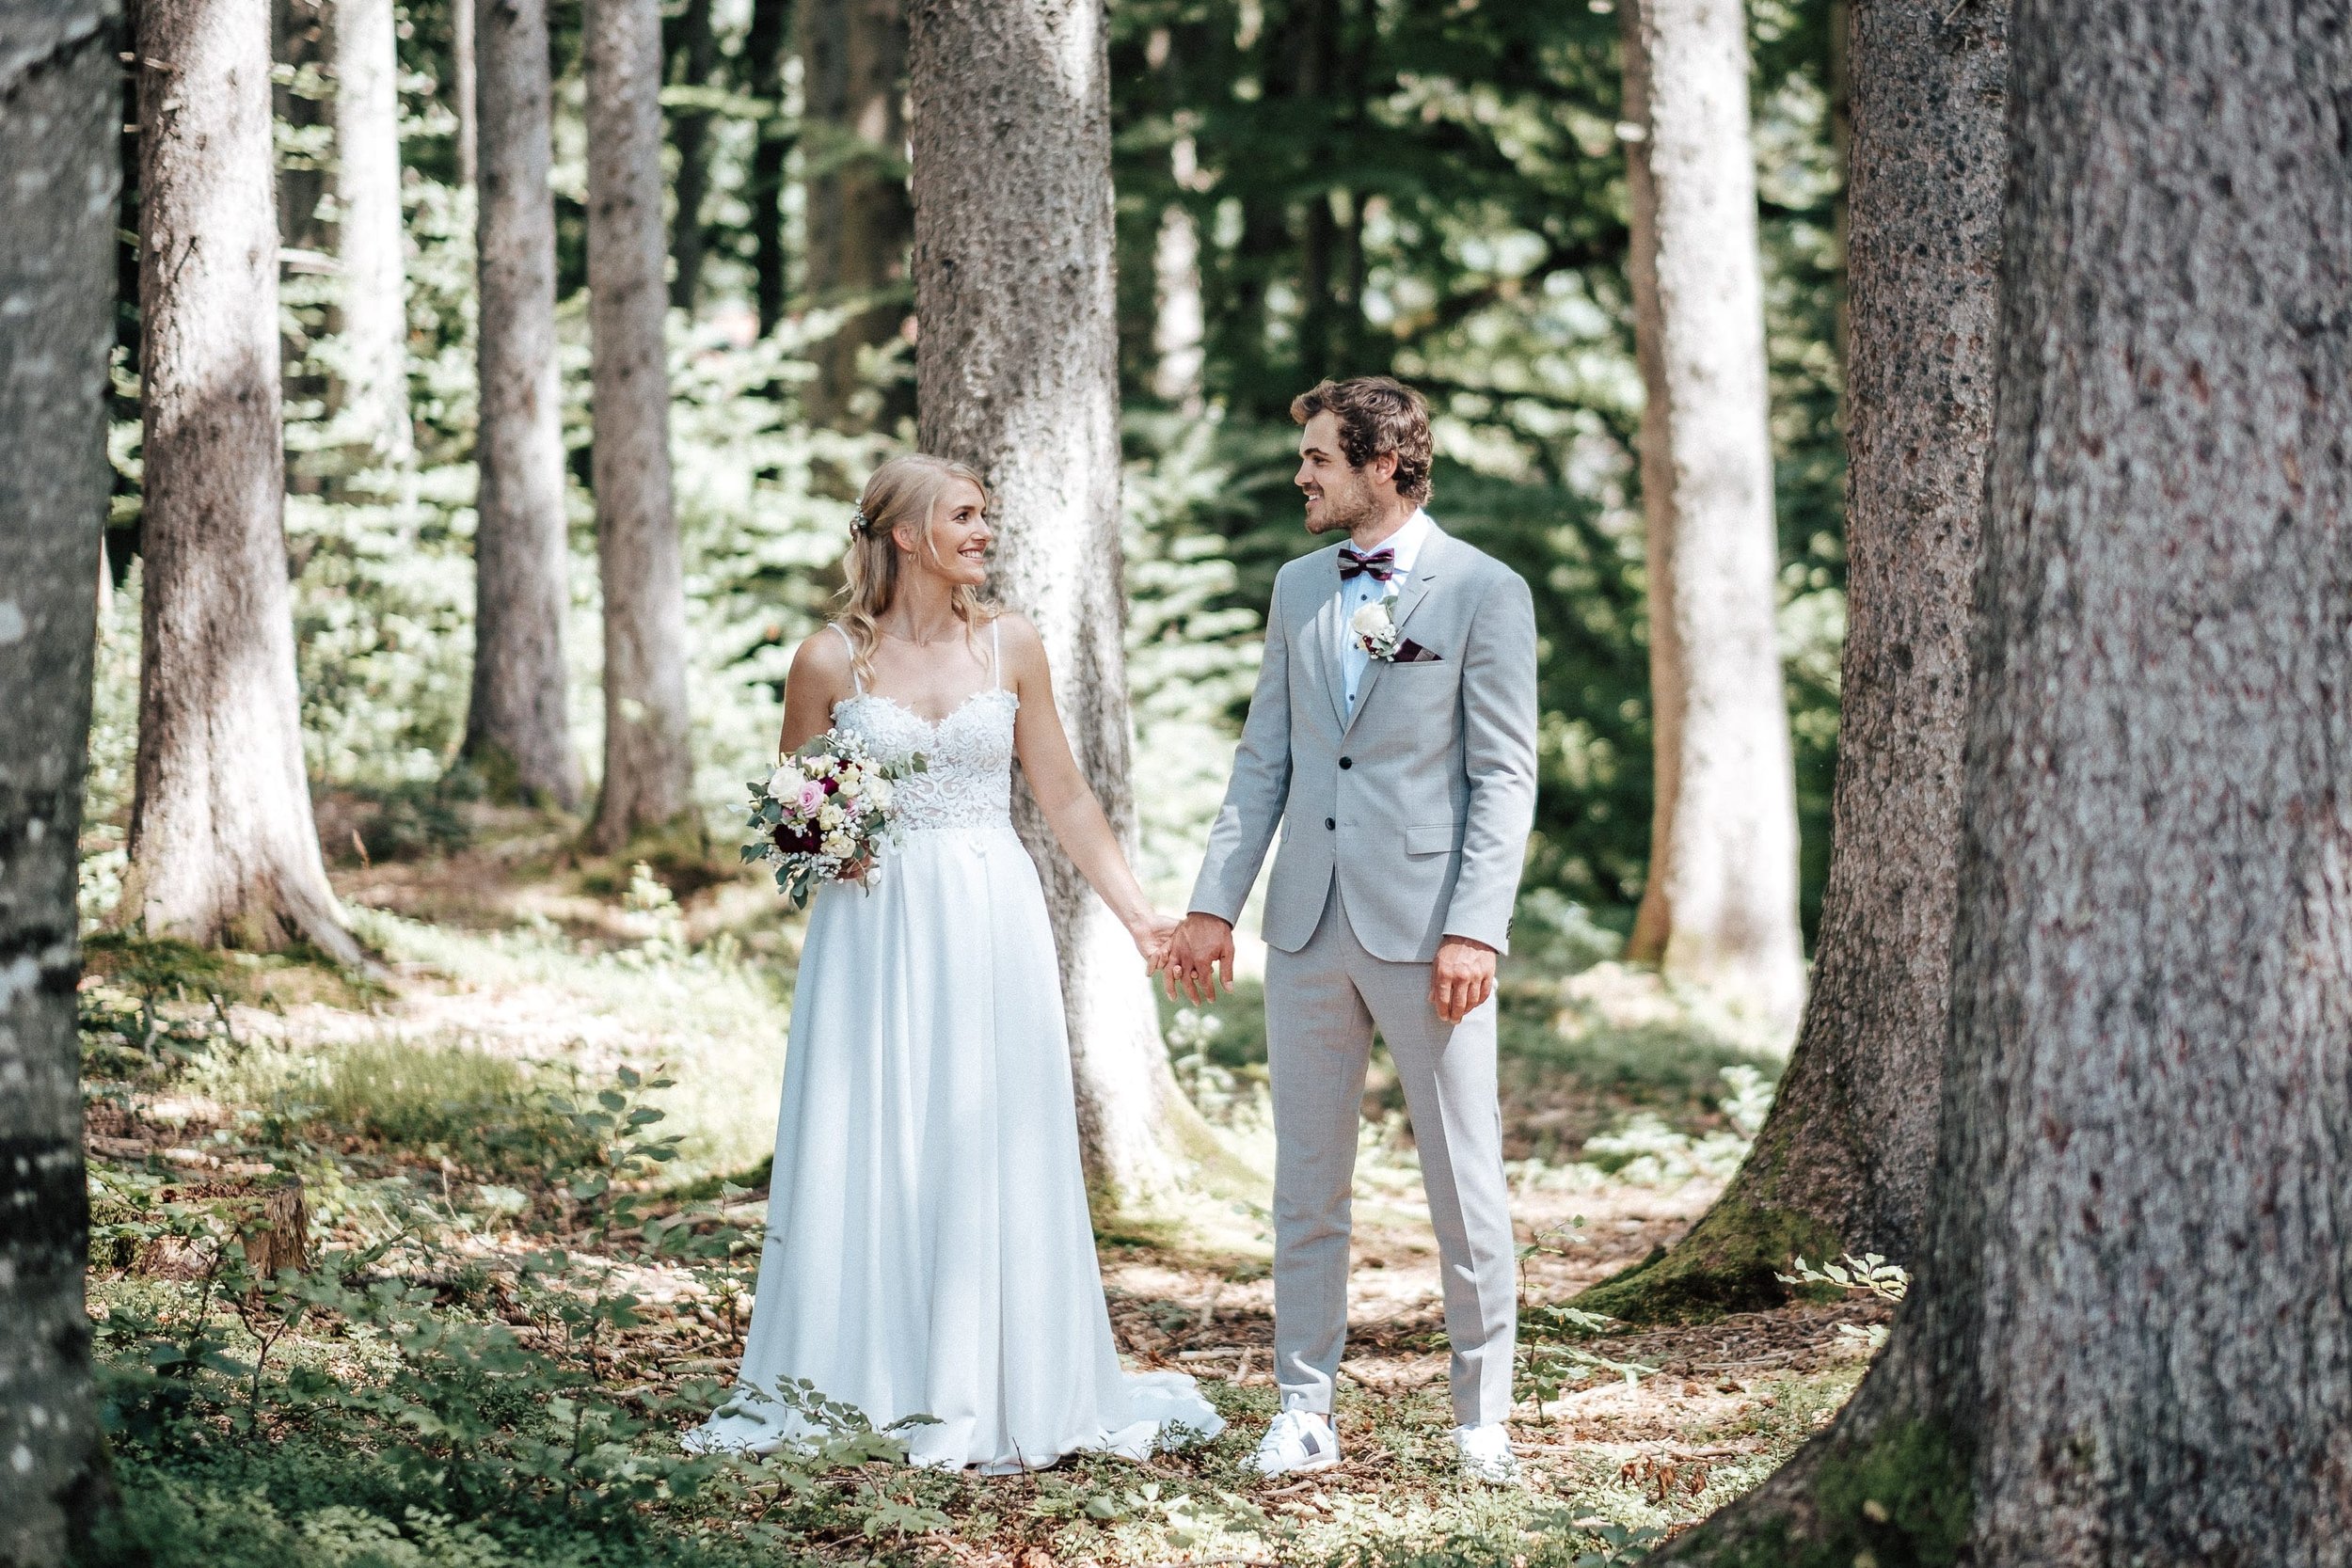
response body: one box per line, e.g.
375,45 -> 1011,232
93,0 -> 1846,942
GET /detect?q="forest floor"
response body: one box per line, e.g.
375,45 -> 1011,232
74,815 -> 1884,1568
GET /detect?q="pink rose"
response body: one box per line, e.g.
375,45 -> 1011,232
796,780 -> 829,816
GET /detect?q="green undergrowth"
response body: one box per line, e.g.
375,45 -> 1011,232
72,851 -> 1875,1567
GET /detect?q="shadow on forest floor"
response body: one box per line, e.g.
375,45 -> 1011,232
74,832 -> 1878,1568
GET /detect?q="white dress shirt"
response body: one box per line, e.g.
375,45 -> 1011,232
1339,508 -> 1435,715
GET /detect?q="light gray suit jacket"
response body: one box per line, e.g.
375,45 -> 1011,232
1187,522 -> 1540,964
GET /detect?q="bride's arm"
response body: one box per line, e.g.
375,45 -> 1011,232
778,629 -> 854,755
999,614 -> 1167,954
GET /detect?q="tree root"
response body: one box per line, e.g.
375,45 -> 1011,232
1571,1199 -> 1843,1324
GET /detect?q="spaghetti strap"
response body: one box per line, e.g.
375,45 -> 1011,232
832,624 -> 862,695
991,618 -> 1003,691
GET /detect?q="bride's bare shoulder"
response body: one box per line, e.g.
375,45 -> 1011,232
788,624 -> 856,691
984,611 -> 1052,690
986,609 -> 1041,643
795,623 -> 850,664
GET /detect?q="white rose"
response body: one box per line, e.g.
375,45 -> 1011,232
810,753 -> 839,778
1351,600 -> 1393,638
818,802 -> 846,831
767,766 -> 799,800
866,778 -> 894,810
836,771 -> 865,800
820,832 -> 855,860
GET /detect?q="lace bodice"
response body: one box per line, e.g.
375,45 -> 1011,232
833,689 -> 1020,832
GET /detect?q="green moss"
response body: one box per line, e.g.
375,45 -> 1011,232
1688,1421 -> 1972,1568
1570,1200 -> 1843,1323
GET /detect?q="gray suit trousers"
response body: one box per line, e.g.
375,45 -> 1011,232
1265,887 -> 1518,1427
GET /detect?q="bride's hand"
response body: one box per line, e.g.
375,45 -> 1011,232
1131,911 -> 1180,968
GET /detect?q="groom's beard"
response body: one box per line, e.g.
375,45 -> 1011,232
1305,472 -> 1378,534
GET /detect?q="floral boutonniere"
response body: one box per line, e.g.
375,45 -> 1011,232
1352,591 -> 1403,661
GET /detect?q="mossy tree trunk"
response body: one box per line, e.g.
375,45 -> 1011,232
0,0 -> 121,1554
1581,0 -> 2008,1324
1617,0 -> 1806,1035
125,0 -> 364,965
1663,0 -> 2352,1559
906,0 -> 1216,1207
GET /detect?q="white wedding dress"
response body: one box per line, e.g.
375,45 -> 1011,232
688,622 -> 1222,1472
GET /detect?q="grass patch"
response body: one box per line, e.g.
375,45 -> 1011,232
230,1036 -> 598,1178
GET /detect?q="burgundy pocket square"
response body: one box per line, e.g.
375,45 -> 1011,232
1392,640 -> 1443,664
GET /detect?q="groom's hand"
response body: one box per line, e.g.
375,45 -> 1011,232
1164,913 -> 1236,1006
1430,936 -> 1497,1024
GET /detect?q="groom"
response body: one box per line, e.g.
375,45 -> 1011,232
1168,376 -> 1537,1484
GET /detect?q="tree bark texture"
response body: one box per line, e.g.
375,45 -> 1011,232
666,0 -> 716,311
127,0 -> 363,965
451,0 -> 476,186
1618,0 -> 1806,1035
584,0 -> 691,849
908,0 -> 1215,1206
464,0 -> 580,805
329,0 -> 414,467
802,0 -> 909,429
1666,2 -> 2352,1560
1584,0 -> 2007,1323
0,4 -> 120,1555
745,0 -> 791,337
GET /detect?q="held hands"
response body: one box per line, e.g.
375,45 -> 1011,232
1130,910 -> 1182,970
1160,912 -> 1237,1005
1430,935 -> 1497,1023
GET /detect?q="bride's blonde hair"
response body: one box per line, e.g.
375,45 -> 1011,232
836,453 -> 995,685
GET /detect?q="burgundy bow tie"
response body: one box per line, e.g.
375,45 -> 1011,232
1338,546 -> 1398,583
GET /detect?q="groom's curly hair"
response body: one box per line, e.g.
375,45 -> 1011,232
1291,376 -> 1434,505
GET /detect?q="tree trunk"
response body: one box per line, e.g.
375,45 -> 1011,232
451,0 -> 477,186
125,0 -> 363,966
1617,0 -> 1805,1034
583,0 -> 691,850
464,0 -> 580,806
0,8 -> 120,1557
666,0 -> 716,312
1149,138 -> 1205,414
744,0 -> 792,338
1665,1 -> 2352,1560
1581,0 -> 2007,1324
274,0 -> 328,254
801,0 -> 909,429
908,0 -> 1218,1207
328,0 -> 414,467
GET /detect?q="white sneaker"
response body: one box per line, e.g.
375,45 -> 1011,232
1244,1409 -> 1340,1478
1453,1423 -> 1519,1484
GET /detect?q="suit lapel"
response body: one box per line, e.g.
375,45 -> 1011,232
1341,527 -> 1447,740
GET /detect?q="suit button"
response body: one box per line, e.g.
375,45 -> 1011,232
1325,817 -> 1335,831
1339,756 -> 1354,769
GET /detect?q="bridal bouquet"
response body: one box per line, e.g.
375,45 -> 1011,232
743,730 -> 927,907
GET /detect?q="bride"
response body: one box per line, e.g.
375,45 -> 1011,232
687,453 -> 1224,1471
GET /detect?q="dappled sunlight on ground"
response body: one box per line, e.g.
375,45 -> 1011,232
76,846 -> 1879,1565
